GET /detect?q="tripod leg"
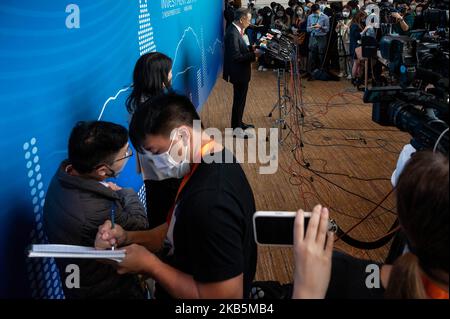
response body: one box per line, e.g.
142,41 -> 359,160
268,68 -> 282,117
364,59 -> 368,90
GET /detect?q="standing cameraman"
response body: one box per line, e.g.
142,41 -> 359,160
391,1 -> 415,35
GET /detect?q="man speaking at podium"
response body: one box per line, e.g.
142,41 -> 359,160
223,8 -> 262,139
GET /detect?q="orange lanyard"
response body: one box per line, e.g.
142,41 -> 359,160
167,141 -> 216,224
422,275 -> 449,299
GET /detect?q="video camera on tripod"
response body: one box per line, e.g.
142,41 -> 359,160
364,31 -> 449,154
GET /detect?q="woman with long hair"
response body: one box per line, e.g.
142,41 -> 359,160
384,151 -> 449,298
126,52 -> 173,114
126,52 -> 181,229
349,10 -> 366,84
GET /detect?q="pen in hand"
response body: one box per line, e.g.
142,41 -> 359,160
111,202 -> 116,251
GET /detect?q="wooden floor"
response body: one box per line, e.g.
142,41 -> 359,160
200,68 -> 410,284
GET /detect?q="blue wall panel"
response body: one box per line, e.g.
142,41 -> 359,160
0,0 -> 224,298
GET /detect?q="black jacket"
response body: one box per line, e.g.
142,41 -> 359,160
223,24 -> 256,84
43,161 -> 149,299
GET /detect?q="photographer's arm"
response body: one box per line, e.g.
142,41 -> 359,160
392,12 -> 410,32
398,17 -> 410,32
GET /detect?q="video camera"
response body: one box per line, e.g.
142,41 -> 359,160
379,0 -> 449,31
364,30 -> 449,154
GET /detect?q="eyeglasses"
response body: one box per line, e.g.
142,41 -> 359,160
113,146 -> 134,163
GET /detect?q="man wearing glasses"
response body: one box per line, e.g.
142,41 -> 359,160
43,121 -> 149,299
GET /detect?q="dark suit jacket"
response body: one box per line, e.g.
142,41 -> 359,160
223,24 -> 256,85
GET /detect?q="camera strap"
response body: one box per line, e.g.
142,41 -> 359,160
336,219 -> 400,250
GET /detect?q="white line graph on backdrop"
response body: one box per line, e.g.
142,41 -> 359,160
98,3 -> 224,120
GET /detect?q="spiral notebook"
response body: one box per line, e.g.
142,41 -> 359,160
28,244 -> 125,262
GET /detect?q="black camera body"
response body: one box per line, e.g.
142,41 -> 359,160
364,33 -> 449,154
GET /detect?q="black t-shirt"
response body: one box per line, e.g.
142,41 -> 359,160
157,148 -> 257,299
326,251 -> 385,299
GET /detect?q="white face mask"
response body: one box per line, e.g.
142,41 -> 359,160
147,129 -> 191,179
343,11 -> 350,17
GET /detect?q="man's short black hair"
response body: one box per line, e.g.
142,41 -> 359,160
129,93 -> 201,154
311,4 -> 320,12
234,8 -> 251,21
68,121 -> 128,174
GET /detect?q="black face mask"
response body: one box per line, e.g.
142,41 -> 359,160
397,5 -> 407,14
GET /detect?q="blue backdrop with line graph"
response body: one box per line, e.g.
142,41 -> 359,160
0,0 -> 224,298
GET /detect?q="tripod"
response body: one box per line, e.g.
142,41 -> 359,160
268,64 -> 291,144
267,47 -> 305,145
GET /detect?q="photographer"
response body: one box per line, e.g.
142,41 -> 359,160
307,4 -> 330,75
347,0 -> 361,16
391,1 -> 415,35
318,0 -> 333,17
274,5 -> 291,32
412,4 -> 426,29
256,7 -> 272,72
291,4 -> 309,72
293,151 -> 449,299
247,0 -> 260,45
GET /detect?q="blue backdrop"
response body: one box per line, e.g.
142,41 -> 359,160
0,0 -> 224,298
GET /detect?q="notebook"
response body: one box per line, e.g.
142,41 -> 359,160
28,244 -> 125,262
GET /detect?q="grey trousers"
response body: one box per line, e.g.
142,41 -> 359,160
308,35 -> 327,73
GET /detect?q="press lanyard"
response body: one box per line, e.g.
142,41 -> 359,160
166,141 -> 216,224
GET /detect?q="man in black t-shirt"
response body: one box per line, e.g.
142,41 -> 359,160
95,93 -> 257,299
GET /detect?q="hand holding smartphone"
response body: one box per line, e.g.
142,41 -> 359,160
253,210 -> 337,246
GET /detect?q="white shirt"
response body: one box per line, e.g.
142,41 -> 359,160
233,22 -> 250,46
391,144 -> 416,187
233,22 -> 243,36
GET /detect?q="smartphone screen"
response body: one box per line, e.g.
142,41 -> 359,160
253,212 -> 310,246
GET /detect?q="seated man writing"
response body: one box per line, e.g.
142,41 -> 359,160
43,121 -> 149,298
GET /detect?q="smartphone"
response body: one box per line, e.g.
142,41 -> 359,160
253,211 -> 337,246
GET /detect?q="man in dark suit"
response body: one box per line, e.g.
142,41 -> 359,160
223,8 -> 262,139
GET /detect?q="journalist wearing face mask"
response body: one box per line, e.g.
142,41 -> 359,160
43,121 -> 149,299
335,5 -> 353,78
391,1 -> 415,35
412,4 -> 426,29
125,52 -> 182,230
95,93 -> 258,300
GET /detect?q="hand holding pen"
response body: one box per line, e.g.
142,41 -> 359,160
111,203 -> 116,251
